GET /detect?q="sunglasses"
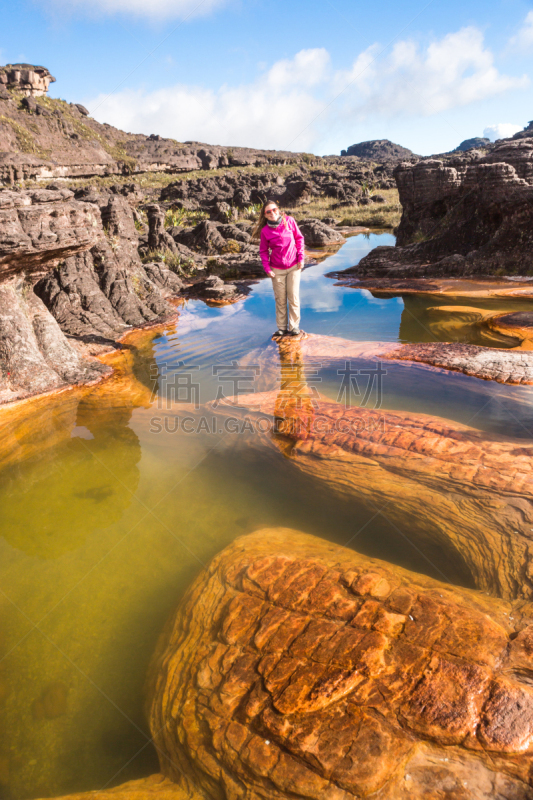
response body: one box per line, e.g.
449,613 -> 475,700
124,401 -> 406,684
265,208 -> 279,214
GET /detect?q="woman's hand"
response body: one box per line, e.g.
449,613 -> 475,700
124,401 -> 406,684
297,262 -> 304,270
267,271 -> 275,277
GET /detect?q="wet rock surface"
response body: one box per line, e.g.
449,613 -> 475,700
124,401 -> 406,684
212,389 -> 533,600
386,341 -> 533,384
186,275 -> 252,305
144,529 -> 533,799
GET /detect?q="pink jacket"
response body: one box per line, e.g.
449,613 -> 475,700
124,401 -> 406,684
259,215 -> 305,274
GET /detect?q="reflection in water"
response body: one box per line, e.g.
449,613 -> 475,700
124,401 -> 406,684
398,293 -> 533,348
1,232 -> 533,799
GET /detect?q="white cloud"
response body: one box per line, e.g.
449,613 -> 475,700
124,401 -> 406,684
47,0 -> 229,20
87,49 -> 328,150
510,11 -> 533,51
334,28 -> 527,118
85,30 -> 528,153
483,123 -> 522,141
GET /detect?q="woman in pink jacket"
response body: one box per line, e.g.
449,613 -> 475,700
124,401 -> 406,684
253,201 -> 305,336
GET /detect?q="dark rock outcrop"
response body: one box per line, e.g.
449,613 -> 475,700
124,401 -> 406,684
35,195 -> 182,341
0,188 -> 183,403
341,139 -> 415,161
454,137 -> 490,152
297,218 -> 345,247
346,134 -> 533,278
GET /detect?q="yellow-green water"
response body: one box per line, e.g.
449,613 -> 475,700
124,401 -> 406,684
2,233 -> 533,799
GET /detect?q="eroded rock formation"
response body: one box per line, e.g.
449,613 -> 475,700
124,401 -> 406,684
340,132 -> 533,278
145,528 -> 533,799
0,63 -> 55,96
0,188 -> 183,403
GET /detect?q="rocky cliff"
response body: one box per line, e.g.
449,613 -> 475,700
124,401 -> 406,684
345,130 -> 533,278
0,187 -> 186,403
0,62 -> 320,184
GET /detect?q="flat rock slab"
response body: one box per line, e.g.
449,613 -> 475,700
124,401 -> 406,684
330,275 -> 533,298
211,390 -> 533,599
271,330 -> 309,342
386,342 -> 533,384
145,528 -> 533,799
257,333 -> 533,385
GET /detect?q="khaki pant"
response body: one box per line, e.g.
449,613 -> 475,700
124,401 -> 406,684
270,264 -> 301,331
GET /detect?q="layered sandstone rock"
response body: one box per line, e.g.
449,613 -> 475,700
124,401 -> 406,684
340,133 -> 533,278
34,193 -> 183,342
143,529 -> 533,799
0,188 -> 183,403
210,386 -> 533,600
0,63 -> 55,96
248,331 -> 533,386
0,188 -> 98,278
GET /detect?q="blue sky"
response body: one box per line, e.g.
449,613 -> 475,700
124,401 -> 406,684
2,0 -> 533,155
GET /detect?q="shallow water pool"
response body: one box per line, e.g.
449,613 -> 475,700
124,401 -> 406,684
1,232 -> 533,799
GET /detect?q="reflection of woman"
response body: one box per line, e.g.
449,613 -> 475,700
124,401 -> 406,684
252,202 -> 305,337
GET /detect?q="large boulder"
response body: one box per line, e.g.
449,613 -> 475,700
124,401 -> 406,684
297,218 -> 345,247
143,528 -> 533,800
175,220 -> 228,254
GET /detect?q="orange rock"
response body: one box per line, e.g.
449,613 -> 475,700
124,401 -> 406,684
143,529 -> 533,799
210,389 -> 533,599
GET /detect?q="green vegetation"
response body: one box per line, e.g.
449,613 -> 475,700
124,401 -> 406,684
221,239 -> 241,254
141,248 -> 196,276
0,114 -> 51,158
290,189 -> 402,229
164,208 -> 209,227
243,203 -> 262,220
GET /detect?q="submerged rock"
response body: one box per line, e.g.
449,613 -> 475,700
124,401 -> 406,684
144,529 -> 533,799
33,527 -> 533,799
211,376 -> 533,600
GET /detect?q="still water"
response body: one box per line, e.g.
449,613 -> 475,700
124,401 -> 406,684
1,233 -> 533,799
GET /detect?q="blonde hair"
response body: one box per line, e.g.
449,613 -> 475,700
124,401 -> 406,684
251,201 -> 287,241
